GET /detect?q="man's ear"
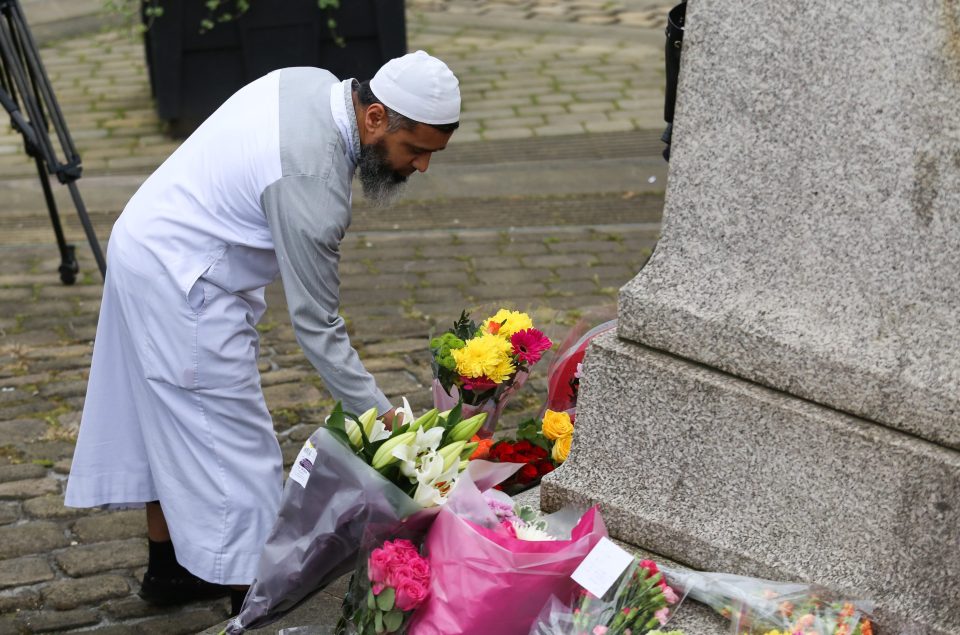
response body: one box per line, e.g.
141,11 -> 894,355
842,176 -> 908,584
363,103 -> 388,137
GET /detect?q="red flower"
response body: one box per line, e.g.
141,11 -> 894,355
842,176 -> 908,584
512,440 -> 533,453
536,460 -> 555,476
517,463 -> 539,483
510,328 -> 552,364
460,375 -> 497,391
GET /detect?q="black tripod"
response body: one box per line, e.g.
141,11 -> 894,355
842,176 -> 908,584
0,0 -> 106,284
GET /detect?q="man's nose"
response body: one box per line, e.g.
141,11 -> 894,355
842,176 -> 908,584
412,153 -> 431,173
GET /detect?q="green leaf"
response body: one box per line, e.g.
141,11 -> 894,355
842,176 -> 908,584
383,610 -> 403,632
375,586 -> 395,611
374,610 -> 384,634
205,0 -> 220,10
367,588 -> 376,610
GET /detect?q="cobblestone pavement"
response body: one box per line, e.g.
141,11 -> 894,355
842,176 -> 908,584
0,1 -> 672,632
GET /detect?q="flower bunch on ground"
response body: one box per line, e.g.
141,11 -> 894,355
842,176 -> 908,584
340,538 -> 431,635
325,401 -> 487,507
430,309 -> 551,405
571,558 -> 681,635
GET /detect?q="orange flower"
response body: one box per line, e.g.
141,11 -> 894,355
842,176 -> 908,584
777,601 -> 794,618
861,620 -> 874,635
839,603 -> 855,618
469,435 -> 494,460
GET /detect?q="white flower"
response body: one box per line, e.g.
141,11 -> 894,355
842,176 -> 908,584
394,396 -> 415,428
412,451 -> 460,507
510,520 -> 556,541
365,418 -> 392,443
391,426 -> 444,479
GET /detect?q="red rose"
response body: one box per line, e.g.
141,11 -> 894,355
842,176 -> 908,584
513,440 -> 533,452
530,446 -> 548,460
536,460 -> 555,476
517,464 -> 539,483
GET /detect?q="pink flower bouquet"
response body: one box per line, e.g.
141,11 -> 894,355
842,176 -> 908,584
338,538 -> 432,635
406,503 -> 607,635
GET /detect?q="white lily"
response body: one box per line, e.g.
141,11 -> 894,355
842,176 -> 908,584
365,417 -> 392,443
412,451 -> 460,507
391,425 -> 444,479
394,396 -> 415,428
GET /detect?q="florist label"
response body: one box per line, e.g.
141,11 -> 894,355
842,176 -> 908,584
571,536 -> 635,598
288,441 -> 317,488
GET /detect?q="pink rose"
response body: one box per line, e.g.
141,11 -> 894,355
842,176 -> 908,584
592,627 -> 608,635
368,548 -> 392,583
405,556 -> 431,582
395,577 -> 429,611
389,539 -> 418,554
372,582 -> 385,595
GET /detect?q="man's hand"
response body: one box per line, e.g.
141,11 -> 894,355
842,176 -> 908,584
381,407 -> 397,431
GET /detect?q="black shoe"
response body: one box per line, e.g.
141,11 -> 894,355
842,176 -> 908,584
138,570 -> 230,606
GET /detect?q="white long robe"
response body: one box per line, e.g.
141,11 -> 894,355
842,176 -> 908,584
65,68 -> 391,584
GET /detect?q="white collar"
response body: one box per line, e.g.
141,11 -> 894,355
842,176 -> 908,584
329,79 -> 360,167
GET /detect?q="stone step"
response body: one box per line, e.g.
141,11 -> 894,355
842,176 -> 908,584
543,331 -> 960,635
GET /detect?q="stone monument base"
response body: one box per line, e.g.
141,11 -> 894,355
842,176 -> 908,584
542,331 -> 960,634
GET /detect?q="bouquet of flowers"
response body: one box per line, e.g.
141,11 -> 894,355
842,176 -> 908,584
661,570 -> 874,635
405,490 -> 608,635
338,537 -> 432,635
226,400 -> 500,633
431,309 -> 552,437
474,408 -> 574,495
543,318 -> 616,421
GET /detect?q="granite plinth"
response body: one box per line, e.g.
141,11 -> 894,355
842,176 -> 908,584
542,332 -> 960,634
619,0 -> 960,449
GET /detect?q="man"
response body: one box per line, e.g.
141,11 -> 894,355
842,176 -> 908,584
64,51 -> 460,613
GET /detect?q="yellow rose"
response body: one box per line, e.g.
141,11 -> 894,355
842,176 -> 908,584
541,409 -> 573,441
551,433 -> 572,463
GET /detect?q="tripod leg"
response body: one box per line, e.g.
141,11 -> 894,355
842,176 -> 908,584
66,181 -> 106,280
34,155 -> 77,285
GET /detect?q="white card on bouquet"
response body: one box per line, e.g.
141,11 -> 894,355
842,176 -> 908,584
571,536 -> 635,597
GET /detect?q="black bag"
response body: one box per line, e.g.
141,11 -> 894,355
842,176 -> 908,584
662,2 -> 686,161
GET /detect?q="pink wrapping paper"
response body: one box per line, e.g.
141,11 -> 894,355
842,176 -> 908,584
407,506 -> 607,635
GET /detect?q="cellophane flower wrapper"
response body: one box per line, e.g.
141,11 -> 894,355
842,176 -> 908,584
226,424 -> 518,634
406,503 -> 608,635
661,568 -> 875,635
528,558 -> 689,635
431,370 -> 528,438
543,319 -> 616,417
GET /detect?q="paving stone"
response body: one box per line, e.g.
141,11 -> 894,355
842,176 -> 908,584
17,608 -> 100,632
133,607 -> 229,634
0,501 -> 18,526
0,521 -> 69,559
0,463 -> 47,484
101,595 -> 178,620
55,538 -> 147,577
22,494 -> 86,521
40,575 -> 129,611
0,588 -> 41,613
17,441 -> 77,464
361,338 -> 427,356
0,478 -> 60,501
262,383 -> 323,411
0,555 -> 55,590
371,371 -> 423,397
71,510 -> 144,544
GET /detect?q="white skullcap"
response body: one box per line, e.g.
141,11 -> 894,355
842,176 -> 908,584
370,50 -> 461,125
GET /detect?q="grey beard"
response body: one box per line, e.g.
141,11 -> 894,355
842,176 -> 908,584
357,141 -> 408,208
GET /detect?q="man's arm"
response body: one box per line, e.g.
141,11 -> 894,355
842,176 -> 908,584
262,175 -> 393,416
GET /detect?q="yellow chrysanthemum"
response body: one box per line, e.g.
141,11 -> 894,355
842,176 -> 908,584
541,410 -> 573,441
486,356 -> 516,384
452,333 -> 513,378
483,309 -> 533,338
